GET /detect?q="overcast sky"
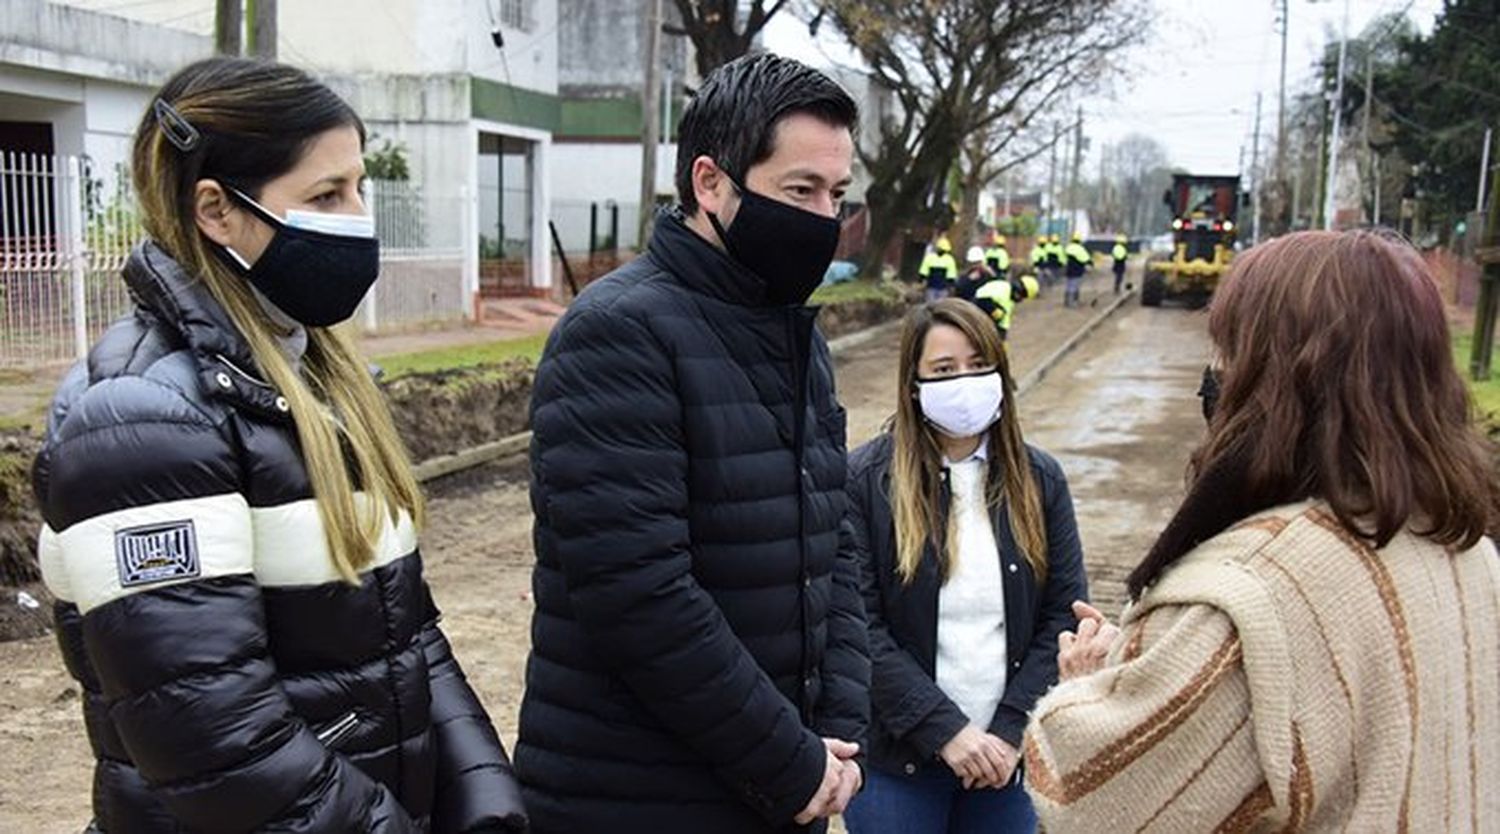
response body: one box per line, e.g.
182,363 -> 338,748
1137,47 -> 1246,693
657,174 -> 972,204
763,0 -> 1445,182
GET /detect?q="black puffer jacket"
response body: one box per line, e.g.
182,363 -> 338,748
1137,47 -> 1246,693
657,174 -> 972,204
31,242 -> 526,833
518,211 -> 871,833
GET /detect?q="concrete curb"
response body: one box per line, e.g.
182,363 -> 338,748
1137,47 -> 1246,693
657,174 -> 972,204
414,294 -> 1131,483
414,315 -> 908,483
1015,288 -> 1137,398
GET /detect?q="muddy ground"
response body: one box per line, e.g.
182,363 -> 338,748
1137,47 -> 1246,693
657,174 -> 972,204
0,275 -> 1209,830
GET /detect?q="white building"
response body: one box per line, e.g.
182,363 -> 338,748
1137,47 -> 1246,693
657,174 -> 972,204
3,0 -> 561,333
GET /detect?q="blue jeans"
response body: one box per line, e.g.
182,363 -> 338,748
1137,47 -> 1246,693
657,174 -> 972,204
1064,276 -> 1081,306
843,764 -> 1038,834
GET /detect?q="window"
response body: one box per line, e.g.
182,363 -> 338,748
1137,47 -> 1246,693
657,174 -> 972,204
498,0 -> 535,32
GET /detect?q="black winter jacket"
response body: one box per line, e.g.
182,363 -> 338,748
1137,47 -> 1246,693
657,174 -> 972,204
32,242 -> 526,833
845,433 -> 1087,777
518,211 -> 871,833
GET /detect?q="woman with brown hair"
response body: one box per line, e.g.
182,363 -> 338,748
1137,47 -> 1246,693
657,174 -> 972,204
1024,230 -> 1500,831
32,58 -> 525,831
842,299 -> 1088,833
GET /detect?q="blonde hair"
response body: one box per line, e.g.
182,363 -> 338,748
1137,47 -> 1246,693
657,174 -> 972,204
888,299 -> 1046,584
132,58 -> 424,583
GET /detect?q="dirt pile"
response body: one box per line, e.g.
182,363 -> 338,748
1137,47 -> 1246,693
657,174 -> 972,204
382,360 -> 537,462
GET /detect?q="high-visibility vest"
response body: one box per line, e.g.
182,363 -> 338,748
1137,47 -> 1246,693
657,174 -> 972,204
985,246 -> 1011,275
1064,242 -> 1092,277
1112,242 -> 1128,262
974,278 -> 1016,330
919,251 -> 958,289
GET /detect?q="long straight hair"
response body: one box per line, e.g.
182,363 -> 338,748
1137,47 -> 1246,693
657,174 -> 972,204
889,299 -> 1047,585
1127,230 -> 1499,599
132,57 -> 424,583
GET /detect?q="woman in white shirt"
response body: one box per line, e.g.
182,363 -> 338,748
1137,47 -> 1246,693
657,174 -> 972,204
842,299 -> 1088,833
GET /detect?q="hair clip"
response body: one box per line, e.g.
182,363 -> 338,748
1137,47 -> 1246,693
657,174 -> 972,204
153,99 -> 201,153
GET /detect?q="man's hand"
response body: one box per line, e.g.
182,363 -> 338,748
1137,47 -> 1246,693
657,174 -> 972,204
793,739 -> 862,824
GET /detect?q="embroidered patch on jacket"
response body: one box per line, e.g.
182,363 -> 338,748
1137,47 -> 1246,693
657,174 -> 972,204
115,521 -> 200,587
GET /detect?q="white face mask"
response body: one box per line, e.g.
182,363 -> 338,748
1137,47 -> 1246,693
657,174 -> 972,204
917,371 -> 1005,438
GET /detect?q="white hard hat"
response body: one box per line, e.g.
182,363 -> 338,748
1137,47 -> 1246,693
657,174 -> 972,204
965,245 -> 985,263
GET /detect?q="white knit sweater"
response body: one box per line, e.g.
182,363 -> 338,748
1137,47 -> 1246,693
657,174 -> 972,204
1024,500 -> 1500,832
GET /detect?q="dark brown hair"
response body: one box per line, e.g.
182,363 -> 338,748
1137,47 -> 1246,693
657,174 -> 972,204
1128,230 -> 1499,599
889,299 -> 1046,584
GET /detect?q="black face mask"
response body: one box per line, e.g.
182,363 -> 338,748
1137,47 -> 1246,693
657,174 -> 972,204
1197,365 -> 1222,424
219,186 -> 381,328
707,178 -> 841,306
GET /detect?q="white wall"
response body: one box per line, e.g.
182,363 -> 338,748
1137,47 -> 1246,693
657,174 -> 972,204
282,0 -> 558,93
2,0 -> 212,85
462,0 -> 558,94
0,68 -> 151,195
551,142 -> 676,250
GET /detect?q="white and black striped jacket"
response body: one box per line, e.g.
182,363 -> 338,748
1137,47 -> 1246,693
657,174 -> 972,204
33,241 -> 526,833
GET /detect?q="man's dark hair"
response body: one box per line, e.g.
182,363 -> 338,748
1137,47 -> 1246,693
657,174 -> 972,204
675,53 -> 857,214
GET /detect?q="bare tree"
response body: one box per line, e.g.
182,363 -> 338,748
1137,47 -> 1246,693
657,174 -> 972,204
668,0 -> 790,76
817,0 -> 1145,278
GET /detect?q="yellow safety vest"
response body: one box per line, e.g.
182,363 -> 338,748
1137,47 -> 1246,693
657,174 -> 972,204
919,251 -> 959,284
974,278 -> 1015,330
985,246 -> 1011,273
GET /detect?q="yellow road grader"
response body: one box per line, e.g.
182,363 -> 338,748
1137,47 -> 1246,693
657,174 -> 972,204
1142,173 -> 1246,307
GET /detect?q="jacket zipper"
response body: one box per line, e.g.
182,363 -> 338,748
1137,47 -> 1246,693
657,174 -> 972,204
313,710 -> 360,750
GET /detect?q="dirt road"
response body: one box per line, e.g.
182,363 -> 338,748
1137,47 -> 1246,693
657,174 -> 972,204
0,279 -> 1214,830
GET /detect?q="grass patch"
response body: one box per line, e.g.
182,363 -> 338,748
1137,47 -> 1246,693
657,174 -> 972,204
373,332 -> 550,380
0,406 -> 47,434
1453,330 -> 1500,420
809,279 -> 903,306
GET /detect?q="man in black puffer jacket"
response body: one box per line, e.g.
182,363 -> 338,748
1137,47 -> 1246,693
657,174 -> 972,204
518,54 -> 871,833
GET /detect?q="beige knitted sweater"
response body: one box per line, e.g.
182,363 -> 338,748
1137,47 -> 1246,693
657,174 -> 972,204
1023,501 -> 1500,832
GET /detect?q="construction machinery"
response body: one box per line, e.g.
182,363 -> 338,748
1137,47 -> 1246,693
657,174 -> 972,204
1142,173 -> 1246,307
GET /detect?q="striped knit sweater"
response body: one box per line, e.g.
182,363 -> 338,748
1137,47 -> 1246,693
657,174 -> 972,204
1023,500 -> 1500,832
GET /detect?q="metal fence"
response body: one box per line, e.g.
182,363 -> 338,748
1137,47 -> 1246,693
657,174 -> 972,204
0,156 -> 468,368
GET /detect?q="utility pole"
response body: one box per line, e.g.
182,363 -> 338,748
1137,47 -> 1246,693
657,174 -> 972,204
1478,127 -> 1493,214
1373,151 -> 1382,226
215,0 -> 242,55
1323,0 -> 1350,231
1363,51 -> 1375,223
637,0 -> 664,249
1275,0 -> 1289,228
1068,106 -> 1083,238
245,0 -> 276,59
1252,92 -> 1263,244
1469,151 -> 1500,380
1046,124 -> 1060,235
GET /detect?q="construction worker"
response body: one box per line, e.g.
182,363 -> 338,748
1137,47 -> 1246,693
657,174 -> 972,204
973,268 -> 1016,341
1111,234 -> 1129,294
985,233 -> 1011,279
1063,231 -> 1093,308
1045,233 -> 1064,288
918,236 -> 958,302
1013,272 -> 1041,307
1030,235 -> 1049,290
956,245 -> 993,302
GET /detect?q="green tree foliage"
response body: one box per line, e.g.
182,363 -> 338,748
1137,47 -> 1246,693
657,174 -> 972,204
1379,0 -> 1500,236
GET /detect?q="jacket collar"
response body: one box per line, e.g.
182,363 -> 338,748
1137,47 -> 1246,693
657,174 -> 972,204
123,240 -> 293,422
647,207 -> 793,309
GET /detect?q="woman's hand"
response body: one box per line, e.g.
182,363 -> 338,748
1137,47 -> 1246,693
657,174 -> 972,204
1057,600 -> 1121,681
940,725 -> 1018,789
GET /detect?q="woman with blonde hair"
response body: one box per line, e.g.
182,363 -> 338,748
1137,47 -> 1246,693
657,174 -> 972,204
842,299 -> 1088,833
31,57 -> 525,832
1025,230 -> 1500,831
